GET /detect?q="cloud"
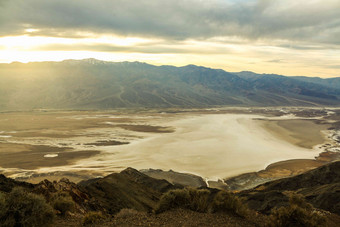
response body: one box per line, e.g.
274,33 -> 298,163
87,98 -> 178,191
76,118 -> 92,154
34,42 -> 235,55
327,65 -> 340,69
278,44 -> 336,50
267,59 -> 283,63
1,0 -> 340,46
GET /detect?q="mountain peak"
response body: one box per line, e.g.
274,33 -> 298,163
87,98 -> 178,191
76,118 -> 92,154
61,58 -> 108,65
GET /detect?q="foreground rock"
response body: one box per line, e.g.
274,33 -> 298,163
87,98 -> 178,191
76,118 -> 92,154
1,162 -> 340,226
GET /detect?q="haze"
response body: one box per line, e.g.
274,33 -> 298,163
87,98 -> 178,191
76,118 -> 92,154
0,0 -> 340,77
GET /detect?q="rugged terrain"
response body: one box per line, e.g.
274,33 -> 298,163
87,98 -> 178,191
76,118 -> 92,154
1,161 -> 340,226
1,59 -> 340,110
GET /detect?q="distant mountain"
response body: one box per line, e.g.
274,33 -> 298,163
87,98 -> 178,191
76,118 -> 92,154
0,59 -> 339,110
292,76 -> 340,89
235,71 -> 340,102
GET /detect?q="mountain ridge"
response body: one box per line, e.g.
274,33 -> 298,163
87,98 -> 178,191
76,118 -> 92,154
1,59 -> 340,110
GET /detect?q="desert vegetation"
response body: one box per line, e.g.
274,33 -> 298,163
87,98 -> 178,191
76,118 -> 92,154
211,190 -> 250,217
114,208 -> 142,218
0,187 -> 55,227
50,191 -> 76,216
155,187 -> 249,217
82,211 -> 105,225
268,193 -> 326,227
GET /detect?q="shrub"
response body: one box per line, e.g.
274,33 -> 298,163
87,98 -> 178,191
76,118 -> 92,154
0,187 -> 55,227
0,192 -> 5,218
268,193 -> 326,227
211,191 -> 249,217
0,191 -> 5,203
82,211 -> 105,226
115,208 -> 140,219
187,188 -> 211,212
50,191 -> 75,216
289,193 -> 312,210
156,188 -> 250,217
156,188 -> 191,213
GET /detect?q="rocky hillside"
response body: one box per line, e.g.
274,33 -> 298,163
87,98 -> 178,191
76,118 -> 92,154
239,161 -> 340,215
1,59 -> 340,110
78,167 -> 176,214
0,162 -> 340,226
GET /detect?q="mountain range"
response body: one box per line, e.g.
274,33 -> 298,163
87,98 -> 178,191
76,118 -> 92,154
0,59 -> 340,110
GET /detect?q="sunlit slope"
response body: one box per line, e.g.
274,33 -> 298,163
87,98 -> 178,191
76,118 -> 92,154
0,59 -> 339,110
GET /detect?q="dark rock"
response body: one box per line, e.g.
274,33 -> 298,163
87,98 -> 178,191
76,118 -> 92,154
33,178 -> 99,214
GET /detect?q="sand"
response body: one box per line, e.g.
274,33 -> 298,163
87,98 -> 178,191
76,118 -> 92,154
259,119 -> 329,149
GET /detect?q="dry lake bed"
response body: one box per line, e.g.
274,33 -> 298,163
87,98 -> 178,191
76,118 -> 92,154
0,107 -> 339,184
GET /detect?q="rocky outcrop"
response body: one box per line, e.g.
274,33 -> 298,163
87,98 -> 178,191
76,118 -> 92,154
32,178 -> 100,214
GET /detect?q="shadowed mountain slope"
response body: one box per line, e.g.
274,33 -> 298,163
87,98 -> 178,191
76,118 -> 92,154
239,161 -> 340,215
0,174 -> 34,192
293,76 -> 340,89
79,167 -> 176,214
0,59 -> 340,110
0,168 -> 176,215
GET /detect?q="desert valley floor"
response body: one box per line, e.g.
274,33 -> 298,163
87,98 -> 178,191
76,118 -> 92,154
0,107 -> 339,188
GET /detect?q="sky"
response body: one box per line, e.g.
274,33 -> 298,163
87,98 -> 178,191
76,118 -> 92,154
0,0 -> 340,77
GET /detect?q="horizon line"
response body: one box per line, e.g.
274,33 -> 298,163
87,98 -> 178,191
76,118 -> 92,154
0,58 -> 335,79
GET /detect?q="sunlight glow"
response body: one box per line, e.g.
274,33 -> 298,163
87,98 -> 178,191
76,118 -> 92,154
0,34 -> 339,77
0,35 -> 153,51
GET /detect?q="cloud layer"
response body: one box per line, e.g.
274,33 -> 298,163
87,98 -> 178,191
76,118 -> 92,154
1,0 -> 339,77
1,0 -> 340,45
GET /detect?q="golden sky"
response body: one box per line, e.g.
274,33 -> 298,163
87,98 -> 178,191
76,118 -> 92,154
0,0 -> 340,77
